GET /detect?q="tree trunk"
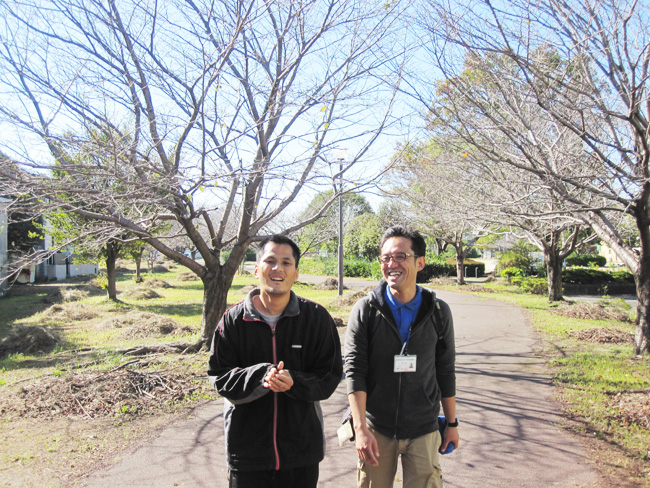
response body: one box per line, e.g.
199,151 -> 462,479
635,260 -> 650,355
546,252 -> 563,301
134,256 -> 142,283
105,241 -> 120,301
199,244 -> 250,350
200,268 -> 237,350
456,253 -> 465,285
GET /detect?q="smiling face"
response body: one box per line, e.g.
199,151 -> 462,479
380,236 -> 425,301
254,242 -> 299,299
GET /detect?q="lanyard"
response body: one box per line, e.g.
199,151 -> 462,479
399,326 -> 413,355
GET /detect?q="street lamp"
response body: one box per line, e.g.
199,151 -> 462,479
334,148 -> 347,296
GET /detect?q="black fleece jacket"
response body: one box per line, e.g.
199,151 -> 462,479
208,289 -> 342,471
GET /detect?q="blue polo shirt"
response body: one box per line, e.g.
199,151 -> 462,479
385,285 -> 422,343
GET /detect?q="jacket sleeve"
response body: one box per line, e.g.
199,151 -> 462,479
435,299 -> 456,399
344,297 -> 371,395
285,307 -> 342,403
207,311 -> 272,405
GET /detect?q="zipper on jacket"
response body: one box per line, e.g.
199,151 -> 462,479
271,327 -> 281,470
392,311 -> 435,437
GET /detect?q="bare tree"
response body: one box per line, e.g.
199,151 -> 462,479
400,134 -> 595,300
413,0 -> 650,355
389,142 -> 491,284
0,0 -> 406,348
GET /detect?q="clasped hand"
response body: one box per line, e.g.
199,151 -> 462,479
263,360 -> 293,392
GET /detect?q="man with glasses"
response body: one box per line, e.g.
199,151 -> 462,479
344,225 -> 459,488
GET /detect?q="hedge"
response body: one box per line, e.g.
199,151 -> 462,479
562,268 -> 634,284
519,277 -> 548,295
565,253 -> 607,267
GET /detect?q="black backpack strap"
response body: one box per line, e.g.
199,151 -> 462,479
432,297 -> 447,349
366,293 -> 379,346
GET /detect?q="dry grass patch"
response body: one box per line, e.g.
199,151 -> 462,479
0,326 -> 62,358
552,300 -> 633,322
107,311 -> 195,339
331,289 -> 369,307
61,288 -> 90,302
42,302 -> 99,321
427,276 -> 457,286
460,284 -> 497,293
234,284 -> 256,295
314,277 -> 340,290
144,278 -> 173,289
2,367 -> 204,420
569,328 -> 634,344
128,287 -> 163,300
610,390 -> 650,430
177,271 -> 198,281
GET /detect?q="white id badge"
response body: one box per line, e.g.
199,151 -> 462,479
394,354 -> 417,372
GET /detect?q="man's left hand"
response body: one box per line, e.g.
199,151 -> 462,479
264,360 -> 294,392
441,425 -> 460,453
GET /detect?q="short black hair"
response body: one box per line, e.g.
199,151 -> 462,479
256,235 -> 301,267
379,225 -> 426,257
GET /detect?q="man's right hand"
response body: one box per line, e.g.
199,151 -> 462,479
354,424 -> 380,466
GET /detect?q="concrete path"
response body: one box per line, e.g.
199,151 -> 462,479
81,286 -> 600,488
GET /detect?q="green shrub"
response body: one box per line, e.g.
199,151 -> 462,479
531,265 -> 547,278
609,270 -> 635,283
343,258 -> 375,278
298,257 -> 331,275
417,262 -> 454,282
510,275 -> 524,286
301,257 -> 378,279
500,267 -> 525,279
498,251 -> 531,273
565,253 -> 607,267
561,268 -> 634,285
370,260 -> 383,280
519,277 -> 548,295
562,268 -> 611,284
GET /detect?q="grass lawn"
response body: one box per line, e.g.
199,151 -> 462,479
1,262 -> 649,486
0,261 -> 358,488
433,278 -> 650,486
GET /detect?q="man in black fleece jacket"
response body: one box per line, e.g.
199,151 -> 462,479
208,235 -> 342,488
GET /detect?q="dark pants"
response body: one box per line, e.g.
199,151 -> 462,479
228,464 -> 319,488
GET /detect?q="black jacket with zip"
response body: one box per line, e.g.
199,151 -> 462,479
208,289 -> 342,471
344,281 -> 456,440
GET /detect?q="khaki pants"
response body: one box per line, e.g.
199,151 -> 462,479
357,427 -> 442,488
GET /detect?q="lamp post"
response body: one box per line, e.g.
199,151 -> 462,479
334,148 -> 347,296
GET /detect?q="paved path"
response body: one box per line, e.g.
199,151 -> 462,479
81,285 -> 600,488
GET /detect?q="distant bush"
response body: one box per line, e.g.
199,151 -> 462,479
565,253 -> 607,267
501,267 -> 525,280
534,263 -> 547,278
418,261 -> 454,282
510,275 -> 524,286
498,251 -> 531,274
562,268 -> 634,284
609,270 -> 635,283
300,257 -> 378,279
343,258 -> 375,278
519,278 -> 548,295
298,257 -> 331,275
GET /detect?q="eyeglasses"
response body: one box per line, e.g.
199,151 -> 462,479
377,252 -> 419,264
